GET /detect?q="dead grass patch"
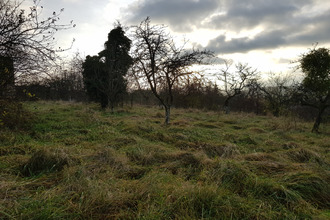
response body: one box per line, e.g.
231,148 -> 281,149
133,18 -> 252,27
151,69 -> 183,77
236,136 -> 258,145
195,122 -> 218,129
285,148 -> 324,164
0,144 -> 33,156
249,161 -> 288,174
202,143 -> 240,158
243,152 -> 276,161
107,137 -> 137,149
172,119 -> 190,127
89,149 -> 147,179
161,152 -> 203,180
20,149 -> 70,176
154,112 -> 163,118
284,172 -> 330,208
250,127 -> 266,133
282,142 -> 300,150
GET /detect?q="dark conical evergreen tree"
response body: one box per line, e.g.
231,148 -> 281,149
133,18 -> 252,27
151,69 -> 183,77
99,26 -> 133,112
82,25 -> 133,110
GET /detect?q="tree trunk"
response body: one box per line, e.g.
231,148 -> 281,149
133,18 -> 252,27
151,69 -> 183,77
272,107 -> 280,117
224,97 -> 231,114
108,97 -> 115,114
165,105 -> 171,125
130,93 -> 134,108
312,105 -> 326,133
100,93 -> 108,109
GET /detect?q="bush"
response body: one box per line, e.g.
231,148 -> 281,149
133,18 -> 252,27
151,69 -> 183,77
0,100 -> 34,130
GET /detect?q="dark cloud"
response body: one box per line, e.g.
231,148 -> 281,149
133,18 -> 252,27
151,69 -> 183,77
113,0 -> 330,54
125,0 -> 221,32
205,19 -> 330,55
291,9 -> 330,44
124,0 -> 330,54
205,0 -> 310,30
206,29 -> 286,54
203,0 -> 330,54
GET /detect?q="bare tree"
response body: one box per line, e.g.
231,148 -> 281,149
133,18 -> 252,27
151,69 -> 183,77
217,60 -> 258,114
44,52 -> 84,101
256,73 -> 295,117
0,0 -> 75,89
132,17 -> 213,124
67,52 -> 84,93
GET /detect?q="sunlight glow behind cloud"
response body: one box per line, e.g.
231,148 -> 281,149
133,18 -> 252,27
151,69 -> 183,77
29,0 -> 330,76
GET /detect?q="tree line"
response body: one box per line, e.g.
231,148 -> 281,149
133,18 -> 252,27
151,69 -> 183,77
1,1 -> 329,132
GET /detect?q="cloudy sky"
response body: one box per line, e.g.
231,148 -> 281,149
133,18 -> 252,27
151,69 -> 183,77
27,0 -> 330,74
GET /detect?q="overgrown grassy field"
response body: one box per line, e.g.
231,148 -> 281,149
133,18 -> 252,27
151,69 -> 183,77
0,101 -> 329,219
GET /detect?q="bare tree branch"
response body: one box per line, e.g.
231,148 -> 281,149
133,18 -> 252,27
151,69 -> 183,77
0,0 -> 75,87
132,17 -> 214,124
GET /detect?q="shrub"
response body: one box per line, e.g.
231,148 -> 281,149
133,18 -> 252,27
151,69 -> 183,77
0,100 -> 34,130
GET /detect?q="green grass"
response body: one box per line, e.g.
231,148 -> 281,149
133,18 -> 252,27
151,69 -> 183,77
0,101 -> 329,219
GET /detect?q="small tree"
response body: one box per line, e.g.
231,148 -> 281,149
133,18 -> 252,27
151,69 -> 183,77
82,55 -> 108,107
297,47 -> 330,132
0,0 -> 75,88
0,0 -> 74,129
66,52 -> 85,95
132,17 -> 213,124
40,52 -> 85,101
217,60 -> 258,114
82,26 -> 133,111
256,73 -> 295,117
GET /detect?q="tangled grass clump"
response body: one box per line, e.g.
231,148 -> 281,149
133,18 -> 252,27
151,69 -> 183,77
20,149 -> 69,176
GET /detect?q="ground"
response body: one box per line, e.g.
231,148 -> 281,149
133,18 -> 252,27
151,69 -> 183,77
0,101 -> 329,219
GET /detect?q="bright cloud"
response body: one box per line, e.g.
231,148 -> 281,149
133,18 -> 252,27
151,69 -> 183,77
28,0 -> 330,74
